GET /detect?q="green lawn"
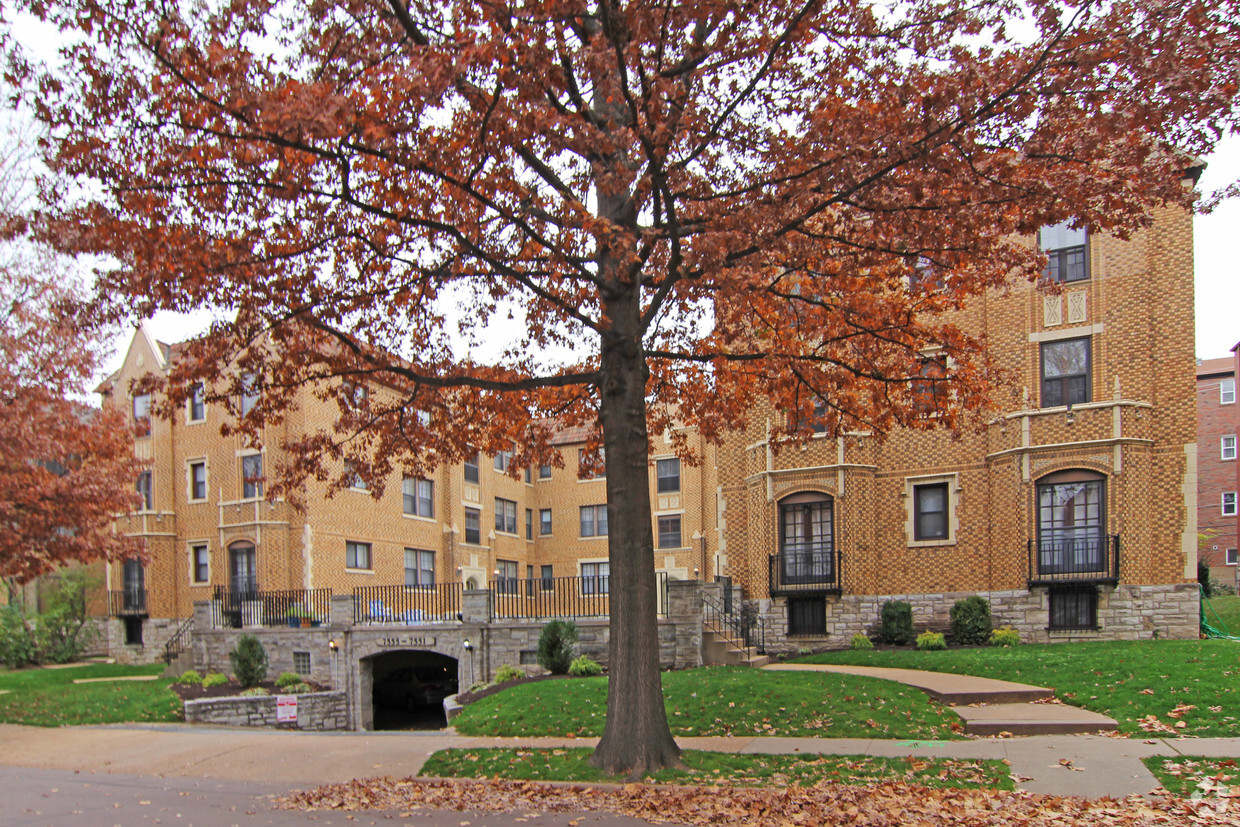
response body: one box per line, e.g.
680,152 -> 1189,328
0,662 -> 181,726
798,640 -> 1240,736
1203,594 -> 1240,635
1143,756 -> 1240,798
451,666 -> 964,740
421,748 -> 1012,790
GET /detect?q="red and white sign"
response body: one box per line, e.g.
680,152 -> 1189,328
276,695 -> 298,723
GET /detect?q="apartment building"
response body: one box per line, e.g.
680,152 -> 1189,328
1197,355 -> 1240,584
716,202 -> 1201,646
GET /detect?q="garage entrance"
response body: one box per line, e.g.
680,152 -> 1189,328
366,650 -> 458,731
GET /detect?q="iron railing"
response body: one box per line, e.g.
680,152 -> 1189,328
703,589 -> 765,655
353,583 -> 463,625
211,586 -> 333,628
1028,534 -> 1120,586
109,588 -> 148,616
490,572 -> 669,620
163,616 -> 194,665
768,545 -> 842,596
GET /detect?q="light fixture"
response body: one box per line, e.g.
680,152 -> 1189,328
1065,402 -> 1075,425
693,567 -> 700,577
463,638 -> 473,652
328,638 -> 338,652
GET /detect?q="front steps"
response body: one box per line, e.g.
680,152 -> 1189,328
702,628 -> 770,668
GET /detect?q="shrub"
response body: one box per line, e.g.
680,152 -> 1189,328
568,654 -> 603,676
275,671 -> 302,688
537,619 -> 578,674
1199,560 -> 1214,598
878,601 -> 914,645
176,670 -> 204,685
32,571 -> 99,664
949,595 -> 993,645
990,627 -> 1021,647
916,631 -> 947,651
229,635 -> 268,688
0,606 -> 36,669
283,682 -> 312,694
240,687 -> 268,697
202,672 -> 228,687
493,664 -> 524,684
849,633 -> 874,650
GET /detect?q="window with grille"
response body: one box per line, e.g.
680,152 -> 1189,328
788,597 -> 826,636
1049,587 -> 1097,631
293,651 -> 311,675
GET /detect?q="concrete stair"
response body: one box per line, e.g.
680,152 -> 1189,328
702,629 -> 771,668
765,663 -> 1117,736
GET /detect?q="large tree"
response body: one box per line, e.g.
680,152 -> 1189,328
13,0 -> 1239,774
0,111 -> 142,585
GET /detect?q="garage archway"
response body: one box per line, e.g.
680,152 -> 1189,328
366,650 -> 458,731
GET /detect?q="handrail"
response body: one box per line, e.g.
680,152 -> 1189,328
702,589 -> 765,655
353,583 -> 463,625
211,586 -> 333,628
163,616 -> 194,666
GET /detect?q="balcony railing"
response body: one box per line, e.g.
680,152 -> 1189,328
490,573 -> 669,620
353,583 -> 463,625
769,545 -> 842,596
1028,535 -> 1120,587
211,585 -> 333,629
109,588 -> 148,617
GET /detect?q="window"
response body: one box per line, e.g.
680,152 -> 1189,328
1224,492 -> 1238,517
538,464 -> 552,479
229,542 -> 257,593
1228,549 -> 1239,566
136,471 -> 153,510
191,543 -> 209,584
342,380 -> 368,410
1040,221 -> 1089,283
524,466 -> 532,484
345,540 -> 372,570
402,477 -> 434,518
188,383 -> 205,422
779,494 -> 834,583
133,393 -> 151,435
293,651 -> 311,675
788,597 -> 826,636
495,497 -> 518,534
464,452 -> 479,484
1036,471 -> 1106,575
240,373 -> 259,416
494,450 -> 512,472
540,564 -> 553,590
241,454 -> 263,499
464,508 -> 481,544
540,508 -> 553,536
1048,586 -> 1097,631
581,561 -> 610,594
525,508 -> 533,540
1041,337 -> 1091,407
913,483 -> 949,541
912,354 -> 948,414
188,460 -> 207,501
580,505 -> 608,537
656,458 -> 681,493
578,447 -> 605,480
404,548 -> 434,588
1224,378 -> 1237,405
346,461 -> 367,490
907,256 -> 943,292
657,515 -> 682,549
1224,435 -> 1237,461
796,397 -> 829,434
496,559 -> 518,594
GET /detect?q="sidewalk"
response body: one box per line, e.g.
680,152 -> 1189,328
2,722 -> 1235,800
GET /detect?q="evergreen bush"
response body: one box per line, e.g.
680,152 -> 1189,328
229,635 -> 268,688
878,600 -> 914,645
275,671 -> 302,688
568,654 -> 603,676
849,633 -> 874,650
202,672 -> 228,687
949,595 -> 993,645
537,619 -> 578,674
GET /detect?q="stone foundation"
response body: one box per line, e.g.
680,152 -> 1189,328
184,690 -> 348,730
105,617 -> 186,665
755,582 -> 1200,654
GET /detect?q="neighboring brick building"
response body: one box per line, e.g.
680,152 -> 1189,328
1197,356 -> 1239,585
98,200 -> 1201,662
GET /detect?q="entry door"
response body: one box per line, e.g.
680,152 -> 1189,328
122,559 -> 145,612
229,544 -> 258,595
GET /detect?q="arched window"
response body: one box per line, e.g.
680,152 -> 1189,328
1036,470 -> 1106,574
778,492 -> 834,584
228,542 -> 257,595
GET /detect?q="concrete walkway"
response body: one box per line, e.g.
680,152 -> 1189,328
0,722 -> 1233,801
766,662 -> 1118,736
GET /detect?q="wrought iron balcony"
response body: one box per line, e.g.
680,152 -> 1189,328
109,588 -> 148,617
1028,535 -> 1120,587
769,545 -> 842,596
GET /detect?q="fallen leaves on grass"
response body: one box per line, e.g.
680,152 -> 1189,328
1138,715 -> 1178,735
277,776 -> 1240,825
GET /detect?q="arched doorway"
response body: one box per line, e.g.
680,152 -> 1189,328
366,650 -> 458,731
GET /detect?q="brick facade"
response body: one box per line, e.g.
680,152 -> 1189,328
1197,356 -> 1240,584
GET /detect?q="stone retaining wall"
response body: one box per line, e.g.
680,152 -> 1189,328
755,582 -> 1199,654
183,691 -> 348,730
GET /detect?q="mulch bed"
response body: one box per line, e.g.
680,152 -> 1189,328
172,678 -> 325,702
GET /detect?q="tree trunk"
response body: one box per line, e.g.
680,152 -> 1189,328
589,276 -> 683,777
